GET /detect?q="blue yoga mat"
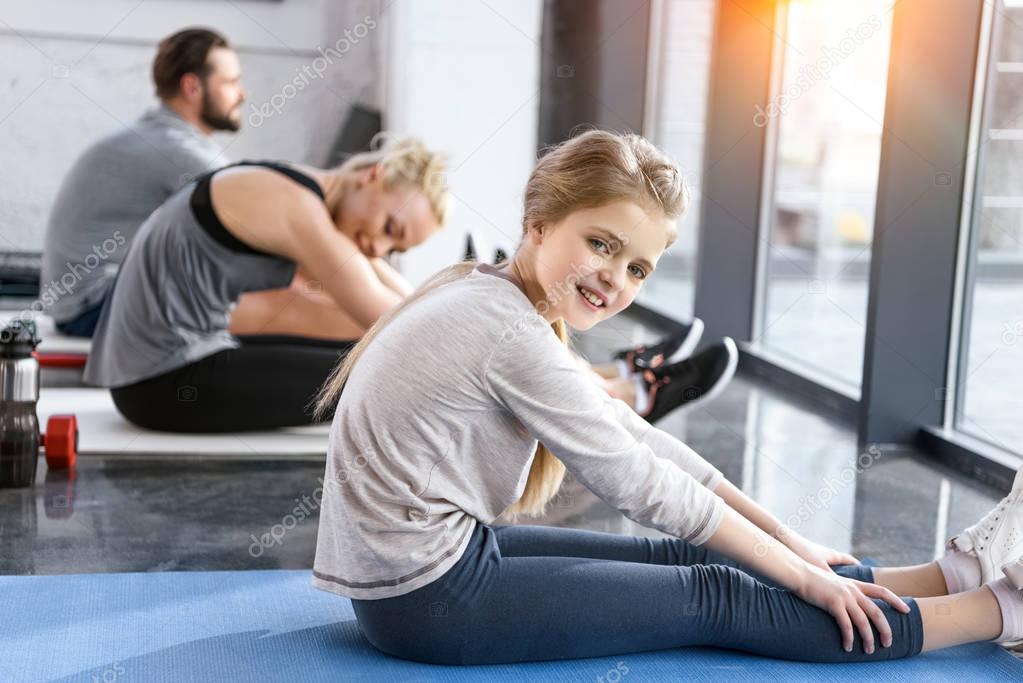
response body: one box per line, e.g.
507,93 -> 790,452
0,569 -> 1019,682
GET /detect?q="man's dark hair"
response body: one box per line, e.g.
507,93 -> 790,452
152,28 -> 229,100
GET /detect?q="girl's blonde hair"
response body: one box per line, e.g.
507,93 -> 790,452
339,132 -> 453,226
315,129 -> 687,518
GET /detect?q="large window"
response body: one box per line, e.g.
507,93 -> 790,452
756,1 -> 895,390
636,0 -> 716,321
956,0 -> 1023,457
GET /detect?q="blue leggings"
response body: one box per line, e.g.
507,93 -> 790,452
351,523 -> 924,665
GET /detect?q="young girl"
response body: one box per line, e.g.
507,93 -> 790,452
311,130 -> 1022,664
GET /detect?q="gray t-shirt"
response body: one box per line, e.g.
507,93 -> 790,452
41,104 -> 226,323
82,182 -> 296,388
312,264 -> 726,601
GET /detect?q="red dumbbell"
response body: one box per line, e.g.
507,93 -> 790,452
40,414 -> 79,470
33,352 -> 88,369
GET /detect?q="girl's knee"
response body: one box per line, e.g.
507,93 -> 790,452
677,564 -> 761,610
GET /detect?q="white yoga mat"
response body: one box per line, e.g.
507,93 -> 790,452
37,388 -> 329,458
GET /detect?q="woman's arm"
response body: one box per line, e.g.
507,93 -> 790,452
369,257 -> 415,297
274,193 -> 404,329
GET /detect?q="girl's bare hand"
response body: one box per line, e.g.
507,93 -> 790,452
795,565 -> 911,654
785,533 -> 861,573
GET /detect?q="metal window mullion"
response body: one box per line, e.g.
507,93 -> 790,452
949,0 -> 997,434
750,0 -> 789,344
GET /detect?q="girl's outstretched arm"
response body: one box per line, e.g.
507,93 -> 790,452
607,396 -> 860,571
712,477 -> 862,571
485,316 -> 909,654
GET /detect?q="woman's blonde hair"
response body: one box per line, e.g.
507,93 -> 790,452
339,132 -> 453,226
315,129 -> 687,518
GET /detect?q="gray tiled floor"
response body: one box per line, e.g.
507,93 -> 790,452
0,313 -> 1011,576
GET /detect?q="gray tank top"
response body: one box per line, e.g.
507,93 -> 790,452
84,161 -> 321,388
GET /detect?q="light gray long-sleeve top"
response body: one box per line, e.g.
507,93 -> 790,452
312,263 -> 726,600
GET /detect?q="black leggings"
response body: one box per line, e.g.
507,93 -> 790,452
110,335 -> 355,433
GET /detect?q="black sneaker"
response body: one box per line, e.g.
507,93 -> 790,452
638,337 -> 738,423
614,318 -> 704,373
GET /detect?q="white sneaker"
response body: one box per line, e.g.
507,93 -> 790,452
946,466 -> 1023,586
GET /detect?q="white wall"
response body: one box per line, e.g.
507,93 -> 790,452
0,0 -> 382,250
382,0 -> 542,286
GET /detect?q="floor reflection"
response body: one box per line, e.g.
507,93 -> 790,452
0,315 -> 1008,575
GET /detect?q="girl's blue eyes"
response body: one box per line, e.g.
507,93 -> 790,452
588,237 -> 647,279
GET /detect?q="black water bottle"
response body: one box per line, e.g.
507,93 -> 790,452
0,320 -> 41,488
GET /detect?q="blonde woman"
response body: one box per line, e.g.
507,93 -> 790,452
311,130 -> 1023,664
84,135 -> 451,432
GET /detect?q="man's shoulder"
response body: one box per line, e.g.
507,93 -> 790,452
81,114 -> 223,180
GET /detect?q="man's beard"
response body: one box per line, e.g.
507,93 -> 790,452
199,88 -> 240,132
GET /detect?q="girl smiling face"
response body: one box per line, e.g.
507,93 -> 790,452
528,200 -> 675,331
